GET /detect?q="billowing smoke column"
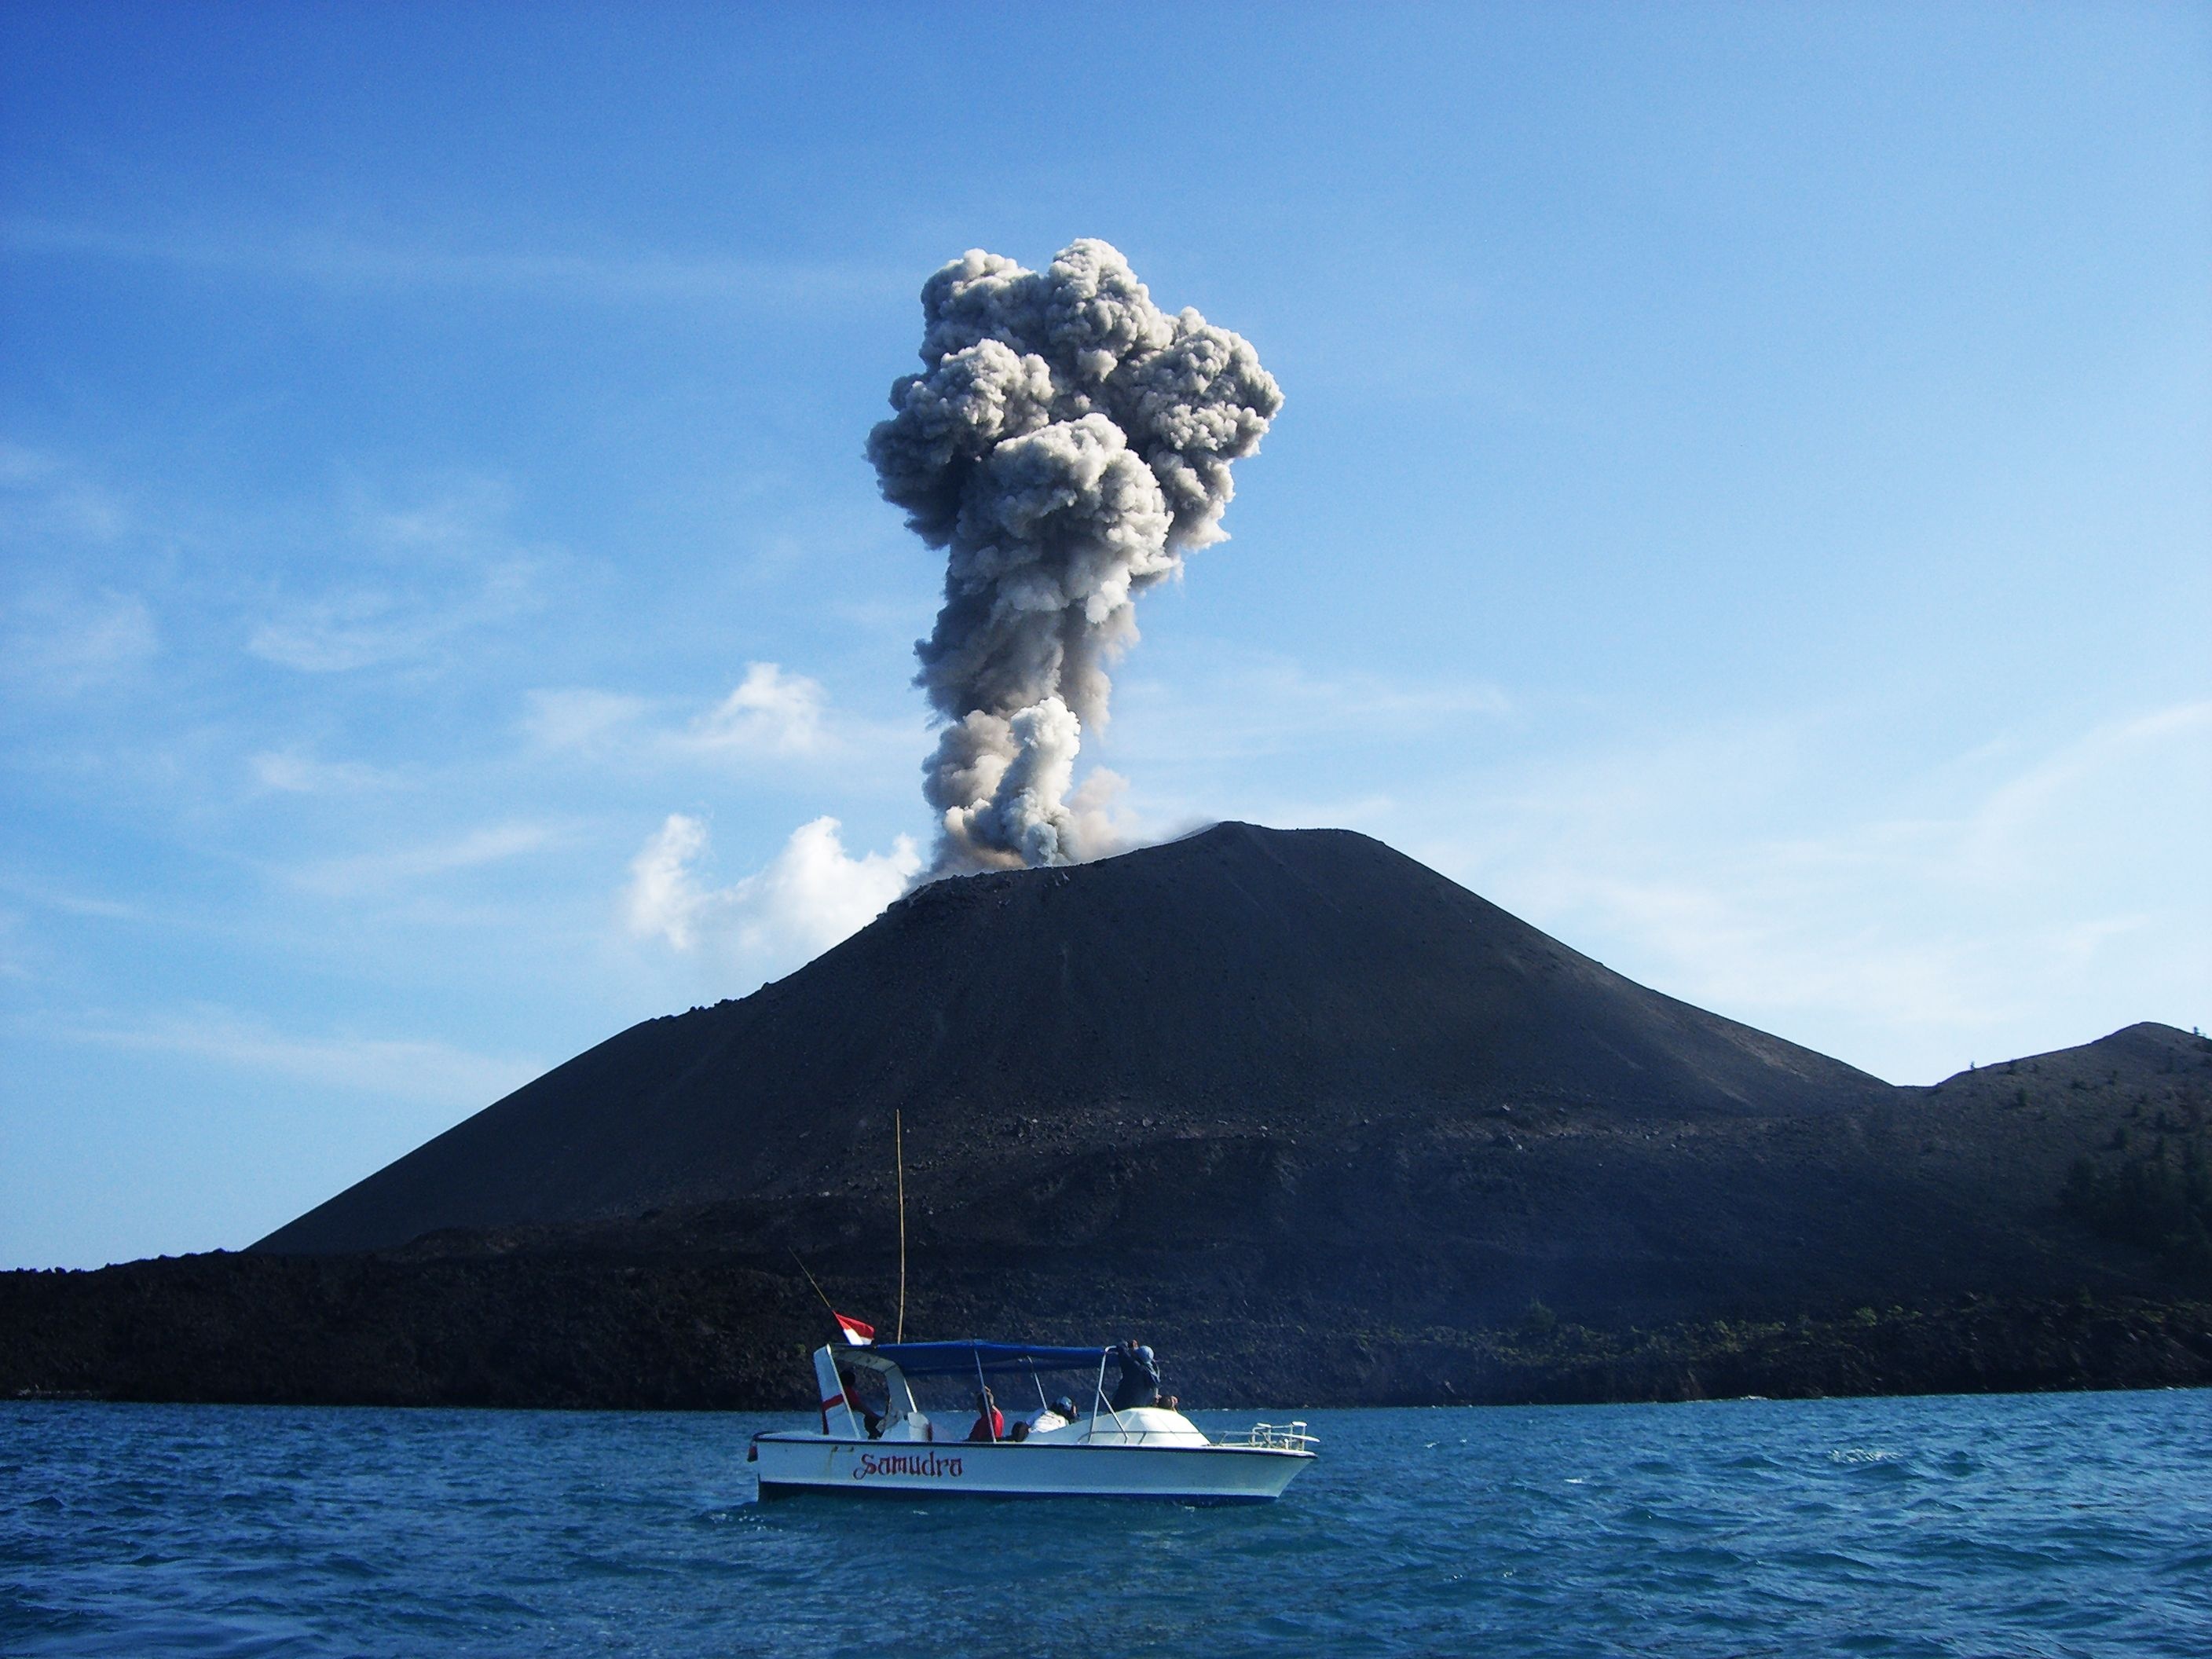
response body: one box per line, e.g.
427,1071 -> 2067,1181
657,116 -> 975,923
868,240 -> 1281,875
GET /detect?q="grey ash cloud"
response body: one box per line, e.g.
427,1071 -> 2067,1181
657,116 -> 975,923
868,240 -> 1281,875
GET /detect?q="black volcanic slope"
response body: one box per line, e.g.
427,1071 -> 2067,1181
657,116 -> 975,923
250,823 -> 2209,1339
260,823 -> 1888,1257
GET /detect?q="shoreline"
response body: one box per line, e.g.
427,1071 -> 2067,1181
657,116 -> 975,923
6,1250 -> 2207,1412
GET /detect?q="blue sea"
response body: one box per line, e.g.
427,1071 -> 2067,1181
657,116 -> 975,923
4,1390 -> 2207,1657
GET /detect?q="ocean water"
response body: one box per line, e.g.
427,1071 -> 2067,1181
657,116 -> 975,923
3,1390 -> 2207,1657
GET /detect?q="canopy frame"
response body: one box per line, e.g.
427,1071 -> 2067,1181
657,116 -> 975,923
840,1339 -> 1112,1380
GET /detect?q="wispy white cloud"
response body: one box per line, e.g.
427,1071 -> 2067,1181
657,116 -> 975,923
247,749 -> 394,796
30,889 -> 141,921
0,439 -> 129,543
247,545 -> 540,674
683,662 -> 830,755
60,1006 -> 539,1110
1,217 -> 906,306
2,449 -> 548,687
2,441 -> 155,699
526,662 -> 919,770
624,813 -> 920,963
1413,698 -> 2212,1079
0,870 -> 149,931
244,477 -> 551,674
1950,701 -> 2212,888
1,588 -> 159,695
285,821 -> 561,896
247,562 -> 536,672
1115,651 -> 1512,764
0,910 -> 31,982
519,688 -> 654,753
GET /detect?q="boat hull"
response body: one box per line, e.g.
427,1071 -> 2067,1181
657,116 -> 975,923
751,1434 -> 1312,1503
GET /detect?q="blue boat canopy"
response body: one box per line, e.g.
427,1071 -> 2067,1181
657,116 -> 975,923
864,1340 -> 1111,1379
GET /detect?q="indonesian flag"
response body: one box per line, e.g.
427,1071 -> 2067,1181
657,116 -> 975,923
833,1311 -> 875,1347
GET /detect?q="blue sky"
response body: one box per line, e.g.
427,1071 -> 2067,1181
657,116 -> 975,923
3,3 -> 2207,1269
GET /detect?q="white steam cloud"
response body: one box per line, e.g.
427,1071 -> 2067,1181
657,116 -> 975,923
868,239 -> 1281,875
625,814 -> 921,960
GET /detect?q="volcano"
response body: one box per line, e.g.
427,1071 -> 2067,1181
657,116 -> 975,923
258,822 -> 1888,1253
12,822 -> 2207,1411
252,824 -> 2206,1331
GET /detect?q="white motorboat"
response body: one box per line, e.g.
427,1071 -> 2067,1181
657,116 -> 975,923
749,1340 -> 1317,1503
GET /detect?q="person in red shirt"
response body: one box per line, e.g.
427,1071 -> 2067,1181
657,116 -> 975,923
966,1387 -> 1004,1443
837,1368 -> 885,1439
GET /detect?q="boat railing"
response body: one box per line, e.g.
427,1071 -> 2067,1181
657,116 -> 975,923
1218,1420 -> 1318,1452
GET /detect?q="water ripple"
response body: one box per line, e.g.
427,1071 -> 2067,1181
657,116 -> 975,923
2,1391 -> 2208,1657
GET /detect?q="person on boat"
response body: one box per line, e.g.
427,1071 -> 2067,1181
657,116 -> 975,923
967,1387 -> 1005,1443
1111,1341 -> 1162,1411
1029,1395 -> 1076,1434
837,1368 -> 884,1438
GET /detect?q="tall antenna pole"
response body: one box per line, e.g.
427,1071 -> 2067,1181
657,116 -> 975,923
895,1108 -> 908,1342
789,1249 -> 837,1322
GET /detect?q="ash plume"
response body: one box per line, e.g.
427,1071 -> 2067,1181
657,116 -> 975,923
868,240 -> 1281,875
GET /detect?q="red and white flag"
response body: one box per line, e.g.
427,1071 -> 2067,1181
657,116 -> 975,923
833,1311 -> 875,1347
